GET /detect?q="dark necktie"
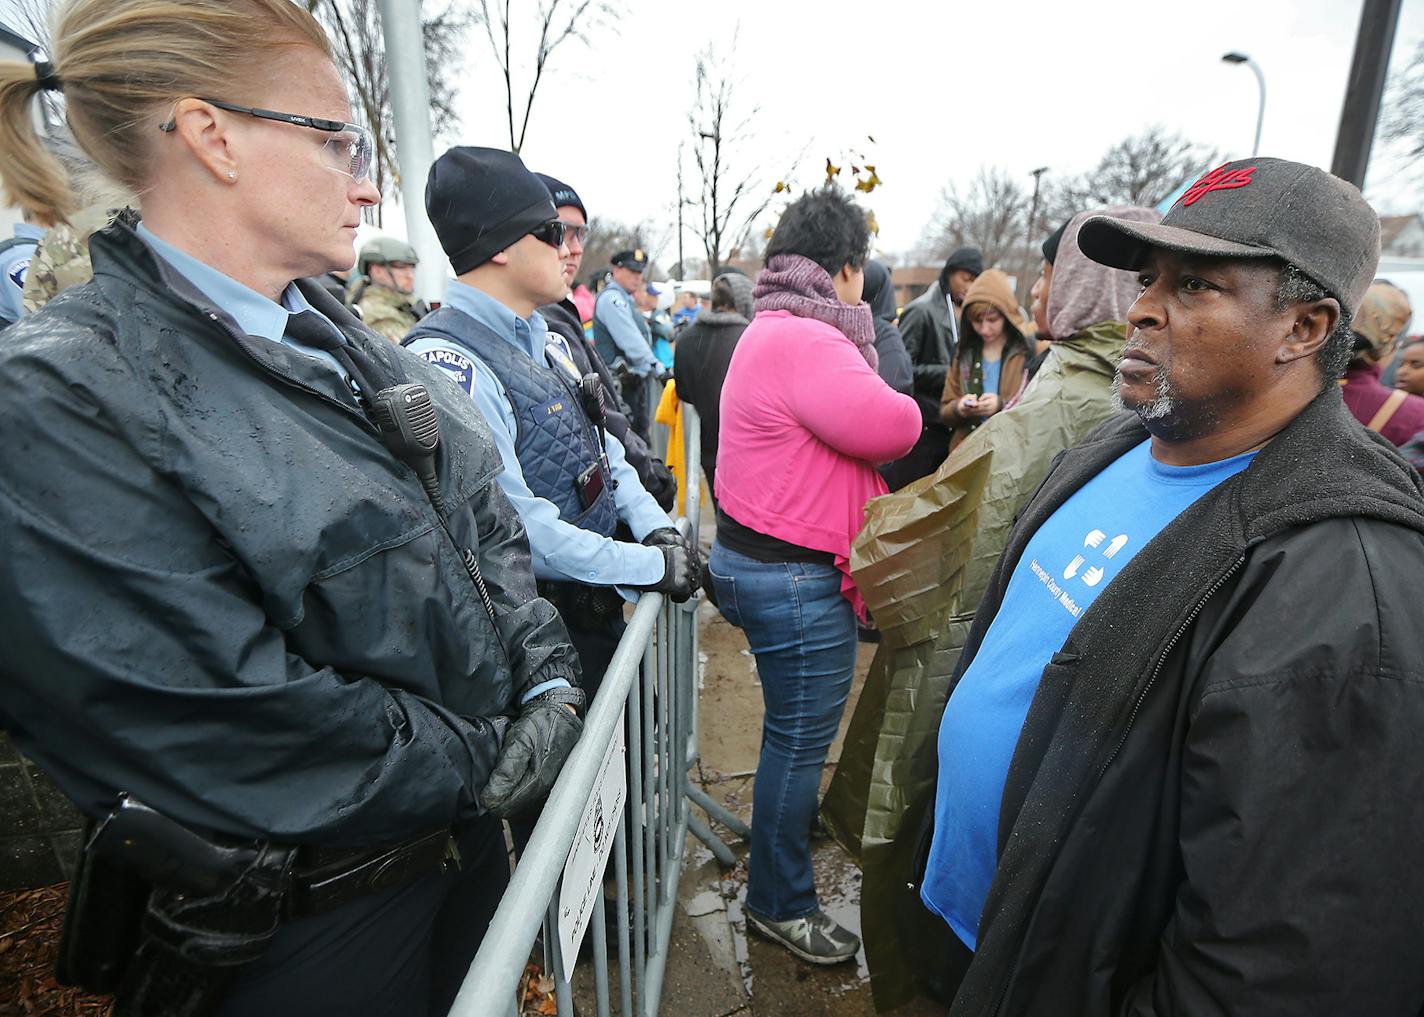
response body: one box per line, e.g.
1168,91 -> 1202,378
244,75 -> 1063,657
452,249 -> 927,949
283,310 -> 386,400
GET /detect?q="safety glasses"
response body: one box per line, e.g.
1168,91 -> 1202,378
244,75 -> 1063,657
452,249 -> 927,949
529,219 -> 568,249
560,223 -> 590,244
161,98 -> 375,182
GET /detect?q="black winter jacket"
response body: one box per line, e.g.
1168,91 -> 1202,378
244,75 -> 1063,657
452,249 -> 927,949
539,298 -> 677,512
0,218 -> 579,847
672,308 -> 749,496
944,390 -> 1424,1016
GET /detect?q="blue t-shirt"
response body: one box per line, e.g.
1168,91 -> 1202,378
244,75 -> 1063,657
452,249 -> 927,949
921,438 -> 1257,949
981,356 -> 1001,399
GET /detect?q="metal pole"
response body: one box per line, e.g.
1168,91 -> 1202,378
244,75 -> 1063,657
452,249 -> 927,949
375,0 -> 447,305
1022,167 -> 1047,307
676,144 -> 686,281
1247,60 -> 1266,157
1330,0 -> 1403,187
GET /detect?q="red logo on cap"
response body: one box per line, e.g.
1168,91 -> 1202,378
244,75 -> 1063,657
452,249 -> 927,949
1176,164 -> 1257,208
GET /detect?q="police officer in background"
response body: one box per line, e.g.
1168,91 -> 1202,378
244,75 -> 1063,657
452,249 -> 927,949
407,147 -> 701,699
534,172 -> 679,512
594,247 -> 664,439
0,211 -> 45,327
0,3 -> 583,1014
348,234 -> 426,342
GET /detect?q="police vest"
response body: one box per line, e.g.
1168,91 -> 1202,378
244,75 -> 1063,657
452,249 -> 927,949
407,308 -> 619,537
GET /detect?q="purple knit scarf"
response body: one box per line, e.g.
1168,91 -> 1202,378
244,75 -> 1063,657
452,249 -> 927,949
753,254 -> 878,370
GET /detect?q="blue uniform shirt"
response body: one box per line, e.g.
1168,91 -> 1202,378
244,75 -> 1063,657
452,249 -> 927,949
136,224 -> 349,380
922,439 -> 1257,949
594,280 -> 657,376
1,223 -> 45,323
406,280 -> 670,591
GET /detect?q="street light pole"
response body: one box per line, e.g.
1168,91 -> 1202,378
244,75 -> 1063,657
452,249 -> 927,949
1222,52 -> 1266,157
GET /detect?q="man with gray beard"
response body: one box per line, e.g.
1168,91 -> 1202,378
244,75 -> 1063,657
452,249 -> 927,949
917,158 -> 1424,1015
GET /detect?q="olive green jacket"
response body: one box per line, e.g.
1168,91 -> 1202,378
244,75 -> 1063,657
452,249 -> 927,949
822,320 -> 1128,1011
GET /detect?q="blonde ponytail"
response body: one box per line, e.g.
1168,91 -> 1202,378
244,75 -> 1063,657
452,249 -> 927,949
0,65 -> 74,224
0,0 -> 332,226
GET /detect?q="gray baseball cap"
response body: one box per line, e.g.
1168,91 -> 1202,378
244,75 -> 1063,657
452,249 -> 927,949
1078,157 -> 1381,315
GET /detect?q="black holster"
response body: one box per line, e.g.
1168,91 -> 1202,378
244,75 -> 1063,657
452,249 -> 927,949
56,797 -> 295,1017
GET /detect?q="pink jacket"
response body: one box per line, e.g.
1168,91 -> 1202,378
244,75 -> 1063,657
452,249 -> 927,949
715,309 -> 921,616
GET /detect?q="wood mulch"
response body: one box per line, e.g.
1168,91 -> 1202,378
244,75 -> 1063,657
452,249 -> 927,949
0,885 -> 110,1017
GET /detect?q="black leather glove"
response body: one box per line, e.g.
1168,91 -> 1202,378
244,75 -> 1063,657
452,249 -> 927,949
641,526 -> 685,549
480,688 -> 585,818
637,543 -> 702,603
652,362 -> 671,384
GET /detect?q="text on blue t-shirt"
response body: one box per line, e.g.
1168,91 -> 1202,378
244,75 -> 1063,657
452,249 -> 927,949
921,438 -> 1257,950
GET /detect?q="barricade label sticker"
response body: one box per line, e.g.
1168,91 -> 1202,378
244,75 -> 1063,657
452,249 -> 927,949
559,708 -> 627,979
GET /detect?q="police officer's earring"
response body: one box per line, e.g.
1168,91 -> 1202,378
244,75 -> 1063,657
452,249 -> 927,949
226,171 -> 236,180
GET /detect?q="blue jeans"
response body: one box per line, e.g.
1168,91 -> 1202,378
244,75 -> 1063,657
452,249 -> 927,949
707,541 -> 858,921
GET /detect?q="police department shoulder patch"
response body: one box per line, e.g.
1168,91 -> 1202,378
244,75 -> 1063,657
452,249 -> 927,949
8,258 -> 30,288
418,345 -> 477,396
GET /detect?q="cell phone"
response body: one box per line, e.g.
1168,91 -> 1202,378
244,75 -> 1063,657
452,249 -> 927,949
576,462 -> 605,510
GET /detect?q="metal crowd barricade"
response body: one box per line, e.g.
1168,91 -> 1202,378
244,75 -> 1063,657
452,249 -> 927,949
452,405 -> 749,1017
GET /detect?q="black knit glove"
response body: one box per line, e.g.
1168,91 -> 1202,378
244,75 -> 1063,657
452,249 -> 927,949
480,688 -> 584,818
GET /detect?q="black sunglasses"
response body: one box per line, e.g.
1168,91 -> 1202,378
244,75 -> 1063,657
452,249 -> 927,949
529,219 -> 568,248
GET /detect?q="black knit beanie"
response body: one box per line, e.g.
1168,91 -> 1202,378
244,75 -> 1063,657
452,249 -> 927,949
535,172 -> 587,220
426,146 -> 557,273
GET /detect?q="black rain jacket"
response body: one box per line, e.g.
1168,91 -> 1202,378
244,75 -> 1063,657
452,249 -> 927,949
942,389 -> 1424,1016
0,217 -> 579,847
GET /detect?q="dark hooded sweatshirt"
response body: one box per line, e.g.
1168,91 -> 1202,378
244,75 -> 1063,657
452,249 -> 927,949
862,259 -> 914,396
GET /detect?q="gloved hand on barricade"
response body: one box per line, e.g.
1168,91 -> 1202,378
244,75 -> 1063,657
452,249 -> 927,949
636,541 -> 702,603
480,686 -> 585,818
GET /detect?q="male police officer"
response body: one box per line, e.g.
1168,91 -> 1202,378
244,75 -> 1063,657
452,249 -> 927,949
349,235 -> 424,343
594,248 -> 662,439
534,172 -> 678,512
407,147 -> 700,697
0,213 -> 46,327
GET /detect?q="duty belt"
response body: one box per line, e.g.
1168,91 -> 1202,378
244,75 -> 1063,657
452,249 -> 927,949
286,827 -> 462,918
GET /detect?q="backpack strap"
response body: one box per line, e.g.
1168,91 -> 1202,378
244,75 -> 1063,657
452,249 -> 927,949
1367,388 -> 1408,432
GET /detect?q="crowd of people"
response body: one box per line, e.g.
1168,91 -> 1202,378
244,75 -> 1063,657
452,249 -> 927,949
1,2 -> 1423,1016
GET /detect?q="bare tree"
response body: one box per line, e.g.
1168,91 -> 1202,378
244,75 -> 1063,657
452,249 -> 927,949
471,0 -> 617,154
921,167 -> 1029,267
6,0 -> 53,46
688,40 -> 783,278
1382,40 -> 1424,158
581,217 -> 674,284
1043,125 -> 1216,225
308,0 -> 472,224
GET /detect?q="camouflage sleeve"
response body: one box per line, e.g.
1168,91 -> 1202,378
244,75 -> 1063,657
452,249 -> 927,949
22,206 -> 114,315
359,290 -> 417,344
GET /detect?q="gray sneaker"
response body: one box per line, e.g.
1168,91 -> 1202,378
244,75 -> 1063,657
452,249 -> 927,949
745,908 -> 860,965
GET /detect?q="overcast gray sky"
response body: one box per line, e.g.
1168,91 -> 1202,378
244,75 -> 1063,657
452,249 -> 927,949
454,0 -> 1424,262
2,0 -> 1419,267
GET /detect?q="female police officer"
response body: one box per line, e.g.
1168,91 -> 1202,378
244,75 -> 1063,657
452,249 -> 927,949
0,2 -> 582,1014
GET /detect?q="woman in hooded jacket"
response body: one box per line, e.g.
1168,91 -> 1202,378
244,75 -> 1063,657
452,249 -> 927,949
938,269 -> 1032,449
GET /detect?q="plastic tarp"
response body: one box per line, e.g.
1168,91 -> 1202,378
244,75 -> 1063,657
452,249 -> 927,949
821,323 -> 1128,1010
